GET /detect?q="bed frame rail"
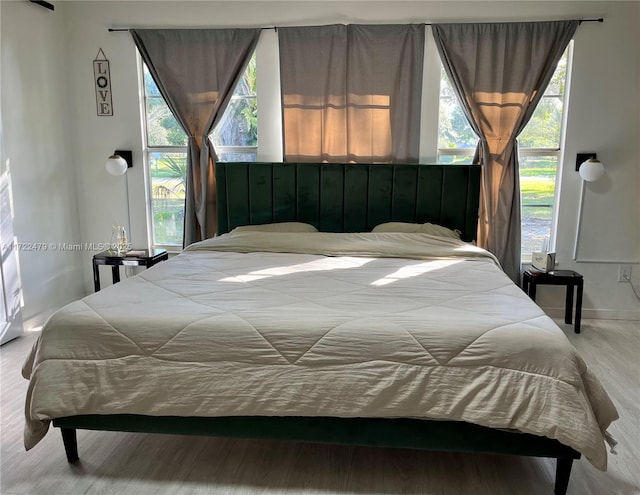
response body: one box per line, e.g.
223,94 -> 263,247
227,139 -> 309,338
54,415 -> 579,494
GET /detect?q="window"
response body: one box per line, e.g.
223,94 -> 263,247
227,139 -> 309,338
437,47 -> 571,259
212,55 -> 258,162
142,54 -> 258,248
143,64 -> 187,248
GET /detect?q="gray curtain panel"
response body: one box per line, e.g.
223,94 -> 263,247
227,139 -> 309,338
131,29 -> 260,246
279,24 -> 424,163
432,21 -> 578,283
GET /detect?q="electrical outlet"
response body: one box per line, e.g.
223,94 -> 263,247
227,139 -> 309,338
618,264 -> 632,282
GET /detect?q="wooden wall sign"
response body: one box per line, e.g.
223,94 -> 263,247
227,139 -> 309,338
93,49 -> 113,116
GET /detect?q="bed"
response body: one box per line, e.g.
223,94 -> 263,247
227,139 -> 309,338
23,163 -> 618,495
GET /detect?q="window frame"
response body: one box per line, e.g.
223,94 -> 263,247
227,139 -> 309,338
435,45 -> 572,262
139,54 -> 258,251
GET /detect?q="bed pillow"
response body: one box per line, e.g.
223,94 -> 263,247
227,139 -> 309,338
231,222 -> 319,233
372,222 -> 462,239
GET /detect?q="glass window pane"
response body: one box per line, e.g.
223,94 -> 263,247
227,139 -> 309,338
143,65 -> 161,97
218,152 -> 257,162
211,53 -> 257,148
522,205 -> 553,257
520,155 -> 557,206
544,51 -> 568,96
232,54 -> 257,97
438,68 -> 477,150
437,153 -> 474,165
519,51 -> 567,149
211,97 -> 258,147
146,98 -> 187,147
518,96 -> 563,149
143,64 -> 187,147
520,155 -> 558,255
149,152 -> 187,246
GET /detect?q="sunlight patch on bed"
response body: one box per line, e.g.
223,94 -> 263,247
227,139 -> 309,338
371,259 -> 463,286
220,257 -> 374,283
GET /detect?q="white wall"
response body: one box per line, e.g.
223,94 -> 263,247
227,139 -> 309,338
551,2 -> 640,319
1,1 -> 85,325
4,1 -> 639,319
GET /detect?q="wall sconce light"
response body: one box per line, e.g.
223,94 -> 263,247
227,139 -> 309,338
105,150 -> 133,250
105,150 -> 132,176
572,155 -> 605,260
578,158 -> 605,182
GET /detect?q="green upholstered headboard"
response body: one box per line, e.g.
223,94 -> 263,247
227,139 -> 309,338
216,163 -> 481,242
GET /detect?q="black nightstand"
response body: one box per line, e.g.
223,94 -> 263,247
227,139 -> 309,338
92,248 -> 168,292
522,269 -> 584,334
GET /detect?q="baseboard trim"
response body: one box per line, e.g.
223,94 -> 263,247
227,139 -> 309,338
540,306 -> 640,321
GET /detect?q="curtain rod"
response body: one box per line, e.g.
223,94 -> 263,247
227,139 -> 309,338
578,18 -> 605,25
108,18 -> 604,32
108,26 -> 277,32
423,18 -> 604,26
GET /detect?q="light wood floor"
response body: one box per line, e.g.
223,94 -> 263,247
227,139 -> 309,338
1,319 -> 638,495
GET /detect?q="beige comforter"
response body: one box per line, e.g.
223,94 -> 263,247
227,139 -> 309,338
23,232 -> 618,469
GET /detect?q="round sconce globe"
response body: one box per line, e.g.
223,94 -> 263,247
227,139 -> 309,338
105,155 -> 128,176
579,159 -> 604,182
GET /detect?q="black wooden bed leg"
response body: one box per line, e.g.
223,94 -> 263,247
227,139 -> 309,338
60,428 -> 79,463
554,458 -> 573,495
